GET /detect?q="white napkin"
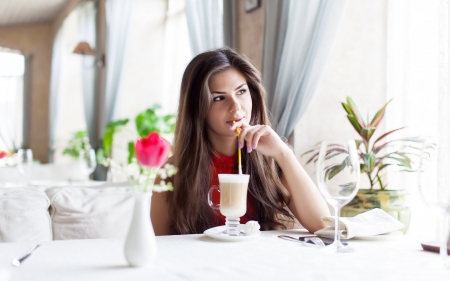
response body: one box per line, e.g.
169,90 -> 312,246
314,208 -> 405,239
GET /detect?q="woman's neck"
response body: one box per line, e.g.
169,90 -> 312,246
207,131 -> 238,157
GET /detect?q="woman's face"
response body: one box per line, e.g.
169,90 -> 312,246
206,68 -> 252,140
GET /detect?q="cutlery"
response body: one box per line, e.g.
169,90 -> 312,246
278,235 -> 325,247
11,244 -> 41,267
278,235 -> 348,247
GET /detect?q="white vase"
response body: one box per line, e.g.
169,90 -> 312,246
124,192 -> 157,267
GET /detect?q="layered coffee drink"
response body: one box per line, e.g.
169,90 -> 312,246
219,181 -> 248,217
208,174 -> 250,236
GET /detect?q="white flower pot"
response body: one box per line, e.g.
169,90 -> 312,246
124,192 -> 157,267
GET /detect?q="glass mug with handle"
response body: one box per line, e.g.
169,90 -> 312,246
208,174 -> 250,236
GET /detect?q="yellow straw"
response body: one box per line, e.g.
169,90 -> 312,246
233,121 -> 242,174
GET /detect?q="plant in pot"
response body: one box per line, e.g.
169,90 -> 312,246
96,119 -> 130,181
63,130 -> 92,159
303,97 -> 422,232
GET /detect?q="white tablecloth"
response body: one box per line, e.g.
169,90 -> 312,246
1,230 -> 448,281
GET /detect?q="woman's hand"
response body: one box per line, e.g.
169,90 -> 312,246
229,121 -> 289,161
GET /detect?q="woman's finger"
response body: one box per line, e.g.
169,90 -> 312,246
251,125 -> 269,150
241,125 -> 265,153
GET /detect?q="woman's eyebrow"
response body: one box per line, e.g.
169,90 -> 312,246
211,84 -> 247,94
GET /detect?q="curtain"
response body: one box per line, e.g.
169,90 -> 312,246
386,0 -> 450,241
262,0 -> 348,139
48,25 -> 66,162
0,74 -> 23,151
223,0 -> 237,49
77,1 -> 98,149
103,0 -> 133,134
161,0 -> 192,116
0,49 -> 24,151
185,0 -> 223,56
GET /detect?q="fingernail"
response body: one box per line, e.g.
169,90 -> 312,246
238,142 -> 242,148
252,144 -> 256,149
247,146 -> 251,153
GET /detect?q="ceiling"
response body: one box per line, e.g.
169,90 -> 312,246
0,0 -> 73,26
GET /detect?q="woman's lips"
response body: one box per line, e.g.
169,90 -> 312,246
227,117 -> 243,125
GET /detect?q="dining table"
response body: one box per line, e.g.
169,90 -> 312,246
1,229 -> 448,281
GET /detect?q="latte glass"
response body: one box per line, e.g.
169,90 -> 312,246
208,174 -> 250,236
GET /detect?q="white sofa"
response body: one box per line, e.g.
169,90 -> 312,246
0,163 -> 89,184
0,183 -> 134,243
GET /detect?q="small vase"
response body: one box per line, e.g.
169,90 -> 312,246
124,192 -> 157,267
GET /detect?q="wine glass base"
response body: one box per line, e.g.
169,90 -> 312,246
321,241 -> 354,253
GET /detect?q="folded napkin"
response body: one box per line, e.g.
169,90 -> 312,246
314,208 -> 404,239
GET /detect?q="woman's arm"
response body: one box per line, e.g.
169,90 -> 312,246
231,123 -> 330,233
276,148 -> 330,233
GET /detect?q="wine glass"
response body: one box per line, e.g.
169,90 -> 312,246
417,137 -> 450,268
316,140 -> 360,253
17,149 -> 34,185
79,149 -> 97,180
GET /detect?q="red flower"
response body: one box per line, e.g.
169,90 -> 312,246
135,132 -> 170,167
0,151 -> 6,159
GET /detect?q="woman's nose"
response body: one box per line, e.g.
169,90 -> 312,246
229,98 -> 241,113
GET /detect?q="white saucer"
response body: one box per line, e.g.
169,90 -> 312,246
203,225 -> 261,242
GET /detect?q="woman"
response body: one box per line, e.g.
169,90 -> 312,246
151,47 -> 329,235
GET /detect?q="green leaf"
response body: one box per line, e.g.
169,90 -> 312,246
370,99 -> 392,128
341,103 -> 353,115
347,115 -> 363,136
127,141 -> 135,164
377,174 -> 385,190
361,127 -> 376,142
326,156 -> 349,180
372,127 -> 405,149
135,105 -> 176,137
62,130 -> 91,159
369,153 -> 375,169
360,164 -> 368,173
388,156 -> 412,169
102,118 -> 129,158
346,97 -> 366,126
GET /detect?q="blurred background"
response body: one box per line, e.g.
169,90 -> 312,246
0,0 -> 449,240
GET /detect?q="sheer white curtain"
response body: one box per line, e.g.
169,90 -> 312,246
48,23 -> 67,162
78,1 -> 98,149
161,0 -> 192,115
103,0 -> 133,134
386,0 -> 450,240
263,0 -> 348,139
0,51 -> 24,151
185,0 -> 223,56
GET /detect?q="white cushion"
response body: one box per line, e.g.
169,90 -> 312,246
46,185 -> 134,240
0,167 -> 22,183
0,188 -> 52,243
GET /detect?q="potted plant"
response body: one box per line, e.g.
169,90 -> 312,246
303,97 -> 422,232
63,130 -> 92,159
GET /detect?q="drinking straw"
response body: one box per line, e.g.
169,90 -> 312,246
233,121 -> 242,174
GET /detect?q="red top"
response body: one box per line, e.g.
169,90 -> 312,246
210,152 -> 258,226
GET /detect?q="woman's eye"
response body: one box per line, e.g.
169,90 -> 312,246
213,96 -> 224,101
238,89 -> 246,95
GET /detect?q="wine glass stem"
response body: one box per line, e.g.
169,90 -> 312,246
334,206 -> 342,245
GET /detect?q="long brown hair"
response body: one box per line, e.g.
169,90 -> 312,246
169,47 -> 293,234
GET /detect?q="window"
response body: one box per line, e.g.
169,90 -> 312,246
0,48 -> 25,152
